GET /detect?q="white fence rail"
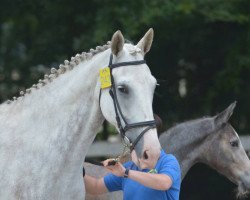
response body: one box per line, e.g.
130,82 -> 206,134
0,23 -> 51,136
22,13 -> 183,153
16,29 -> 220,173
86,136 -> 250,158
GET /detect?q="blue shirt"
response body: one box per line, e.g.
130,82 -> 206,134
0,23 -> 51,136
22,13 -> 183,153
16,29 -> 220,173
104,150 -> 181,200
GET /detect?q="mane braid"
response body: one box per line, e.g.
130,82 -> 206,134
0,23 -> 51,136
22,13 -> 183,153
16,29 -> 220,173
5,41 -> 111,104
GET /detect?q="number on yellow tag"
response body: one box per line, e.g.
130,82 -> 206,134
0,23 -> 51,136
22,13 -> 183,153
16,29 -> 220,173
100,67 -> 112,89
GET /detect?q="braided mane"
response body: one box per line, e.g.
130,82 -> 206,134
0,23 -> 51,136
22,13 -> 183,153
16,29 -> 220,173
6,41 -> 111,104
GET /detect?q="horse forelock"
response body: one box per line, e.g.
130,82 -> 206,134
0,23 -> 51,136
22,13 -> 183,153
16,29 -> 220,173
124,43 -> 142,55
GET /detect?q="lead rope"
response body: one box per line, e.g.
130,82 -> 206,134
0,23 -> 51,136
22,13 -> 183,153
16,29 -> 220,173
85,140 -> 130,166
111,139 -> 132,164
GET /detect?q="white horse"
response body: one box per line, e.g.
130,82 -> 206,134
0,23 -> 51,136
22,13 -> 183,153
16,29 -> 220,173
0,29 -> 161,200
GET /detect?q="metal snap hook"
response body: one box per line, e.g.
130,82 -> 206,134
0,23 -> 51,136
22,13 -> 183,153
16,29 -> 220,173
123,135 -> 132,148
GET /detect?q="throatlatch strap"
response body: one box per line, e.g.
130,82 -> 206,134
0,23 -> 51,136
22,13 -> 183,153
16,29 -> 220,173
109,89 -> 125,137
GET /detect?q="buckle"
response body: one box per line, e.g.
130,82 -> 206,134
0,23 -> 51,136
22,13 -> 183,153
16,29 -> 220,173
123,135 -> 132,148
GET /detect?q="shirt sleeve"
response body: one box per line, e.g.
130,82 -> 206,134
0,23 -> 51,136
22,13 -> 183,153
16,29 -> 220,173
103,161 -> 133,192
159,155 -> 181,183
104,173 -> 123,192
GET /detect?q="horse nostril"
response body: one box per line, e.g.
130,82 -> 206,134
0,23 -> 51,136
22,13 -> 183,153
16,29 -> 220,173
143,151 -> 148,159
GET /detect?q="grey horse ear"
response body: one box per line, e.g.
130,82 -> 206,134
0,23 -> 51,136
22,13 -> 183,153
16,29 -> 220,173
136,28 -> 154,55
214,101 -> 237,126
111,30 -> 124,56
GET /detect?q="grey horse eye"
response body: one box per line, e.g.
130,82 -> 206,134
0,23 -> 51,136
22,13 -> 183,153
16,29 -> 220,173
230,140 -> 239,147
117,85 -> 129,94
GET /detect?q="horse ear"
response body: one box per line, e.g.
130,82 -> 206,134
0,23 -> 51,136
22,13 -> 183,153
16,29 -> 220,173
136,28 -> 154,55
214,101 -> 237,126
111,30 -> 124,56
154,113 -> 163,136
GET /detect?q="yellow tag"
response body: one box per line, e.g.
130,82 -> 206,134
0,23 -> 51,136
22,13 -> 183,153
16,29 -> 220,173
100,67 -> 112,89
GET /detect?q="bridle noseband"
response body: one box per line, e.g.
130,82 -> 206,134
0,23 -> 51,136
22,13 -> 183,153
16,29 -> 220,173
99,53 -> 156,152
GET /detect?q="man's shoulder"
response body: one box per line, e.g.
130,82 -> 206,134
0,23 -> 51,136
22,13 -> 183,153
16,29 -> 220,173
159,151 -> 179,165
157,151 -> 181,183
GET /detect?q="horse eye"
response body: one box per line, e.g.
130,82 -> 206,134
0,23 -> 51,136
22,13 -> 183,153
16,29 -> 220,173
230,140 -> 239,147
117,85 -> 129,94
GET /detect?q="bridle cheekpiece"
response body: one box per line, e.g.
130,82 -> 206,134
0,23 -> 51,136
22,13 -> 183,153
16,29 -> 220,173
99,53 -> 156,152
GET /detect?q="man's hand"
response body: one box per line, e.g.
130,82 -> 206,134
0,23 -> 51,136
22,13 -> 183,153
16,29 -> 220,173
103,159 -> 126,177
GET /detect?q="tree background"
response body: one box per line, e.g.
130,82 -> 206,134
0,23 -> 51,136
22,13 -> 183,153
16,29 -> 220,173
0,0 -> 250,199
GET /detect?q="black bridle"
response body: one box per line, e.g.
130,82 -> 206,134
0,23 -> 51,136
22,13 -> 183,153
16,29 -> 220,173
100,54 -> 156,152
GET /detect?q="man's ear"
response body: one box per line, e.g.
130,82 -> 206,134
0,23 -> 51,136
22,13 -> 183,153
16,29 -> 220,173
214,101 -> 236,127
136,28 -> 154,56
111,30 -> 124,56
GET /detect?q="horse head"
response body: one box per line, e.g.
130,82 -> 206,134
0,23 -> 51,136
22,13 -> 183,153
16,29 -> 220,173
100,29 -> 161,169
202,102 -> 250,198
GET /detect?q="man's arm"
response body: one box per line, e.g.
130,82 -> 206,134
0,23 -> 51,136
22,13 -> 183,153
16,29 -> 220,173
103,159 -> 172,191
84,175 -> 108,195
128,170 -> 172,190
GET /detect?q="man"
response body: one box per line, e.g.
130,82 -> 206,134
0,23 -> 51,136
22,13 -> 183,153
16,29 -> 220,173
83,149 -> 181,200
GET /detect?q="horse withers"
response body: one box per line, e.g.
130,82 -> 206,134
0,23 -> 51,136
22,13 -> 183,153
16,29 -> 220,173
0,29 -> 160,199
85,102 -> 250,199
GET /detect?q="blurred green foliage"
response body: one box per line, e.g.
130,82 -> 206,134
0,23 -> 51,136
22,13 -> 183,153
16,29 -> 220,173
1,0 -> 250,133
1,0 -> 250,134
1,0 -> 250,199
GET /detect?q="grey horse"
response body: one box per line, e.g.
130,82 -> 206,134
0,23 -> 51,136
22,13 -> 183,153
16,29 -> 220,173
84,102 -> 250,199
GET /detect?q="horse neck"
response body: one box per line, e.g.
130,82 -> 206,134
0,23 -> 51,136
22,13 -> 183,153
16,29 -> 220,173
160,117 -> 215,179
0,49 -> 111,171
